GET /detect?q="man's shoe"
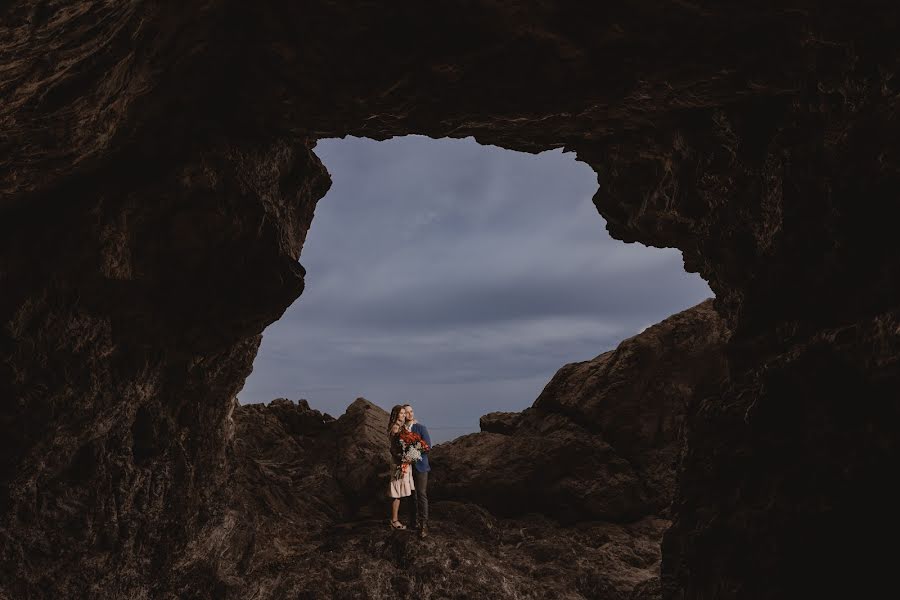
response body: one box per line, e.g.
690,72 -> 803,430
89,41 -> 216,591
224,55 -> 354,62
419,523 -> 428,539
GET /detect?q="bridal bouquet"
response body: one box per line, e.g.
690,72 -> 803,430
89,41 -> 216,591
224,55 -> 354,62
392,430 -> 431,480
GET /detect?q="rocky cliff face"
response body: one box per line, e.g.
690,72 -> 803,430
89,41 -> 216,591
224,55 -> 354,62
2,3 -> 898,599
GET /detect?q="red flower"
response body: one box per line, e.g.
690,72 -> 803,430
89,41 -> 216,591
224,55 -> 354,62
398,430 -> 431,453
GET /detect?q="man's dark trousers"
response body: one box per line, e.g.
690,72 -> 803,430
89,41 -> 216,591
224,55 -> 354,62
411,422 -> 431,526
413,470 -> 428,525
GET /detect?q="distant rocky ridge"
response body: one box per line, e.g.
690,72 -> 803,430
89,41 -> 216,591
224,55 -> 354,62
192,298 -> 727,598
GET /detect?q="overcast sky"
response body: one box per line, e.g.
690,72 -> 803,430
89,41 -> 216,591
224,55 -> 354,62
237,135 -> 713,443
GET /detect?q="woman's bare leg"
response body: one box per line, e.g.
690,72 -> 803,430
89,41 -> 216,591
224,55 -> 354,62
391,498 -> 400,522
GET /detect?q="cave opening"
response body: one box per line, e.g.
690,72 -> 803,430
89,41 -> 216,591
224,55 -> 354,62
3,3 -> 898,597
238,135 -> 713,443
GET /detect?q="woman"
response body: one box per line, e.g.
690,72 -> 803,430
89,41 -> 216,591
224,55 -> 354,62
387,404 -> 415,529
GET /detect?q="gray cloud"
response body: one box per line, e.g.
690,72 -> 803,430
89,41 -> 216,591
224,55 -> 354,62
238,135 -> 712,443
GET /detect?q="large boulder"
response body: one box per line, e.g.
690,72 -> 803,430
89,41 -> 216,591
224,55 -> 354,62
331,397 -> 393,513
431,299 -> 728,521
431,427 -> 648,523
531,298 -> 728,508
229,396 -> 391,527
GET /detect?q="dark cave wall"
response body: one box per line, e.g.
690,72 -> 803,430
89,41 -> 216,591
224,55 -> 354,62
662,312 -> 900,599
2,2 -> 899,598
0,135 -> 330,596
569,27 -> 900,595
579,41 -> 900,598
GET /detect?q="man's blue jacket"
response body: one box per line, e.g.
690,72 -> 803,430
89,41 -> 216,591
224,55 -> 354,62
411,422 -> 431,473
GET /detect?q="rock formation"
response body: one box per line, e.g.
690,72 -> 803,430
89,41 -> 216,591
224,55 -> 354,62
205,396 -> 667,599
2,3 -> 898,599
176,299 -> 723,598
431,299 -> 727,525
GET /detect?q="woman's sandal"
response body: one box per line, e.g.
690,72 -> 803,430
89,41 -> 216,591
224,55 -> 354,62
390,519 -> 407,530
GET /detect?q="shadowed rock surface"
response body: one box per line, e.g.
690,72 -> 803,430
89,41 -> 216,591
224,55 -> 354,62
2,3 -> 899,599
201,299 -> 726,599
431,299 -> 728,523
206,392 -> 676,599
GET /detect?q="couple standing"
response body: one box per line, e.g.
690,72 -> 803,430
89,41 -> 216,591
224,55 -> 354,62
387,403 -> 431,538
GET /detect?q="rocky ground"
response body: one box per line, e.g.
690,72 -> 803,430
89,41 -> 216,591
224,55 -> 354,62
217,397 -> 667,600
177,299 -> 727,599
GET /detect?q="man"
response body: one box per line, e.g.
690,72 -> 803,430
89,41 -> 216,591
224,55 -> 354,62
403,404 -> 431,539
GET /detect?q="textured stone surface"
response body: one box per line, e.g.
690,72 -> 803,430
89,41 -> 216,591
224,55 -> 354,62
142,303 -> 721,598
662,308 -> 900,599
431,300 -> 728,522
0,134 -> 329,598
201,396 -> 671,599
479,411 -> 522,435
2,2 -> 899,599
533,299 -> 727,510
